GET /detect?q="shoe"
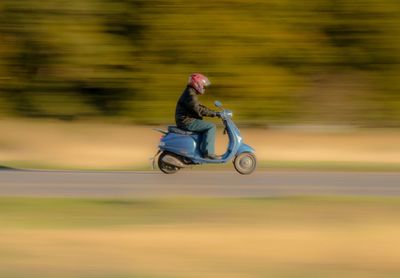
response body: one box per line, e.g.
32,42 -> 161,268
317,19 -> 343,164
205,154 -> 222,160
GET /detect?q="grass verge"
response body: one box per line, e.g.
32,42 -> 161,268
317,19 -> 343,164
0,196 -> 400,277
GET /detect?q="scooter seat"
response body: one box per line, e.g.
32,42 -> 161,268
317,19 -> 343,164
168,126 -> 196,135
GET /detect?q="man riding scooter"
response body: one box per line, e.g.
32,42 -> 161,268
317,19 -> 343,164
175,73 -> 221,160
154,73 -> 256,174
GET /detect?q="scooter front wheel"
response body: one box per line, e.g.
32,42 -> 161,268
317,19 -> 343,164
158,152 -> 181,174
233,152 -> 257,175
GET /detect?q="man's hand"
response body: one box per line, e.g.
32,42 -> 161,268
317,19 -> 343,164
215,112 -> 222,118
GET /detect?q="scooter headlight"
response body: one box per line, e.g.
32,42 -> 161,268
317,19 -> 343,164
225,110 -> 233,118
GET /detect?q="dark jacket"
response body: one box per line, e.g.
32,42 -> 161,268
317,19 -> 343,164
175,86 -> 217,128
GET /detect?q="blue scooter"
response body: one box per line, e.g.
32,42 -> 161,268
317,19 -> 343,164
154,100 -> 256,174
153,101 -> 257,175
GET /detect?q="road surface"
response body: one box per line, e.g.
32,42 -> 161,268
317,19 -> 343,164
0,170 -> 399,197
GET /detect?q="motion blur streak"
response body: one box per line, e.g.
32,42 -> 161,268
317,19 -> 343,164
1,2 -> 400,277
0,0 -> 399,125
1,197 -> 400,277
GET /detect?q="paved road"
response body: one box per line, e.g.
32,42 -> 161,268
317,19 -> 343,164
0,170 -> 400,197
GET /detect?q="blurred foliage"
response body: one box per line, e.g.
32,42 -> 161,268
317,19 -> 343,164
0,0 -> 399,125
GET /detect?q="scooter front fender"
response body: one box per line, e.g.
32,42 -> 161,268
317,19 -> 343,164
236,143 -> 255,155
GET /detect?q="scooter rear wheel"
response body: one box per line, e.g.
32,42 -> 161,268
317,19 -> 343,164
158,152 -> 181,174
233,152 -> 257,175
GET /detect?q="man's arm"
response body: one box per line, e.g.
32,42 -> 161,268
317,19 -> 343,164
187,94 -> 217,117
199,104 -> 217,117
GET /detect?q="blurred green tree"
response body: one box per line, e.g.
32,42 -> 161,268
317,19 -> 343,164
0,0 -> 399,126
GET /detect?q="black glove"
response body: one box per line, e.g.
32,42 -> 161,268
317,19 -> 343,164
215,112 -> 222,118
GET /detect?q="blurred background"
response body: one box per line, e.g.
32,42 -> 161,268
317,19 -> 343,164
0,0 -> 399,126
1,0 -> 400,170
1,1 -> 400,277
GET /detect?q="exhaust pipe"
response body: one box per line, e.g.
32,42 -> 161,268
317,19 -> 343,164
161,154 -> 186,168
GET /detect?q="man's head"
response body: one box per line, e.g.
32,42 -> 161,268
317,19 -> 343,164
188,73 -> 211,95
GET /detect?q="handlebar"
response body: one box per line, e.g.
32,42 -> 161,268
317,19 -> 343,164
219,109 -> 233,119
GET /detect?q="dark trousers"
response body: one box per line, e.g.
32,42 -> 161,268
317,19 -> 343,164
184,119 -> 216,156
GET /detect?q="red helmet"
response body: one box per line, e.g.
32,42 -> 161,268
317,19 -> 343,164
188,73 -> 211,94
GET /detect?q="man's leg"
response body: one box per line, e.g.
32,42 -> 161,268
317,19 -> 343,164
185,119 -> 216,156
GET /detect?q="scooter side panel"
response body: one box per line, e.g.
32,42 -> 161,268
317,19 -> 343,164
160,133 -> 200,158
